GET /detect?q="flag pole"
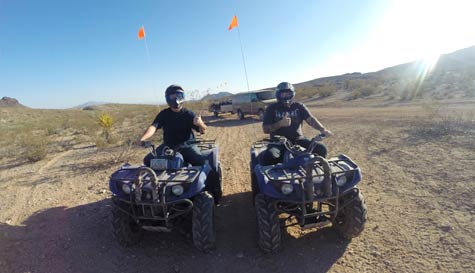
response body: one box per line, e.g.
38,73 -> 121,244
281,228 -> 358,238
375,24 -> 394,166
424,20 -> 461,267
235,20 -> 250,92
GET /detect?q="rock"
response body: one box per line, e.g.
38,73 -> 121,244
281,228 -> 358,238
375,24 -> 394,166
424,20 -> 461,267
5,218 -> 12,225
173,265 -> 180,273
440,224 -> 453,232
236,252 -> 244,258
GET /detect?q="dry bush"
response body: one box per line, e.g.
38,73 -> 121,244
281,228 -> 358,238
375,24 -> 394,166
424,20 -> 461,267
24,137 -> 48,162
317,84 -> 337,97
411,104 -> 475,138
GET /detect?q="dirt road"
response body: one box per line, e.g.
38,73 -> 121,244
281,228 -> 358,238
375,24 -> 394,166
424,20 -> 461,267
1,105 -> 474,273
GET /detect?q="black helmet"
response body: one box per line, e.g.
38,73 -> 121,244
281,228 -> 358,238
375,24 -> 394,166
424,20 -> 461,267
165,84 -> 185,108
275,82 -> 295,106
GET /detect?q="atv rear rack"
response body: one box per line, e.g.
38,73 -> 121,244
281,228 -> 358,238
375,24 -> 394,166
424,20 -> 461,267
262,156 -> 359,182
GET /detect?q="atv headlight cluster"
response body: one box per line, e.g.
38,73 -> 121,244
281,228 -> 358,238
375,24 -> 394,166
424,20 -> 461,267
120,181 -> 132,194
281,184 -> 294,195
121,184 -> 131,194
171,185 -> 184,196
335,175 -> 347,186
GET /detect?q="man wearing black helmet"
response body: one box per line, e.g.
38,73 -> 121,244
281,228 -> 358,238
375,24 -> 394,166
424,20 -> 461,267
261,82 -> 333,165
139,84 -> 207,166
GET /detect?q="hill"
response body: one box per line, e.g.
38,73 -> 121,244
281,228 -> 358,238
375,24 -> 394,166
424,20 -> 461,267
74,101 -> 109,109
201,91 -> 233,101
294,45 -> 475,102
0,97 -> 25,107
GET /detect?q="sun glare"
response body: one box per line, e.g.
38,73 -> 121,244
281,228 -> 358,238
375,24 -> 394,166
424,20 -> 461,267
421,53 -> 440,72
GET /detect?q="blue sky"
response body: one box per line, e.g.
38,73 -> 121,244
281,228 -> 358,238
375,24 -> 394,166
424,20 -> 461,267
1,0 -> 475,108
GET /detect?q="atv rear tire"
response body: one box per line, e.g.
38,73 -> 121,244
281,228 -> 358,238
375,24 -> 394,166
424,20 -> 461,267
111,206 -> 143,247
237,109 -> 245,120
333,190 -> 367,239
255,194 -> 281,253
258,109 -> 264,121
192,192 -> 216,252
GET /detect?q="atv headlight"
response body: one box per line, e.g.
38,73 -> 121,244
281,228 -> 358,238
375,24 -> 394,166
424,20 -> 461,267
281,184 -> 294,195
171,185 -> 184,196
336,175 -> 347,186
121,183 -> 132,194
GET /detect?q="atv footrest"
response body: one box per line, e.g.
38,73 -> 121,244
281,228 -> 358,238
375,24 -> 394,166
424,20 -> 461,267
302,219 -> 332,230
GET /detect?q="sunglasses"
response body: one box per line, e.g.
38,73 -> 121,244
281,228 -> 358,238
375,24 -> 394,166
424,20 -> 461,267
167,92 -> 185,100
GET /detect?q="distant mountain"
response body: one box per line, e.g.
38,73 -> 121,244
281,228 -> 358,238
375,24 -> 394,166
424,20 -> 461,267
201,91 -> 233,101
294,45 -> 475,101
74,101 -> 109,109
0,97 -> 25,107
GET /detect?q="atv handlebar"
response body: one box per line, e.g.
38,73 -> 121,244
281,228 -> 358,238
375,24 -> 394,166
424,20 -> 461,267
279,133 -> 326,156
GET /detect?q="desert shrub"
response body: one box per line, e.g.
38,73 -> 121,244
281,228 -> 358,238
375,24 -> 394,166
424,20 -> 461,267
346,79 -> 364,90
348,90 -> 362,100
360,86 -> 377,97
465,83 -> 475,97
97,113 -> 114,143
25,138 -> 48,162
412,104 -> 475,138
317,84 -> 337,97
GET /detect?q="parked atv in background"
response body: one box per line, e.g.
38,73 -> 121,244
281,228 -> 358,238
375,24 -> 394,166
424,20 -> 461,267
109,140 -> 222,252
250,134 -> 367,253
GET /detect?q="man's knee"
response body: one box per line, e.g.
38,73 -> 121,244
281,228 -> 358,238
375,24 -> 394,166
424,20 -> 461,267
259,146 -> 282,166
313,143 -> 327,158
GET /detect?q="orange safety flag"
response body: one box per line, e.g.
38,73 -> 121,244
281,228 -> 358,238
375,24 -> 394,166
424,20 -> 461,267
228,15 -> 238,31
138,26 -> 145,39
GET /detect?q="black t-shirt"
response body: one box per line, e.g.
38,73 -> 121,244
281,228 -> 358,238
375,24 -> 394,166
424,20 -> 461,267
263,102 -> 311,141
152,107 -> 199,147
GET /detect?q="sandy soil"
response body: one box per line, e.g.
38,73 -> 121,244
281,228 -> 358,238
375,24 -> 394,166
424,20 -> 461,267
1,104 -> 474,273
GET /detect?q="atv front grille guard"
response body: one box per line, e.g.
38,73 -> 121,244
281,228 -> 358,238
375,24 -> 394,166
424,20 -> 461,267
113,196 -> 193,222
262,156 -> 360,227
112,166 -> 201,224
276,187 -> 360,227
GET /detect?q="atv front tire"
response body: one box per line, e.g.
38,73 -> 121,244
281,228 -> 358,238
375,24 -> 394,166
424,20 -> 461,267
192,192 -> 216,252
255,194 -> 281,253
111,206 -> 144,247
333,190 -> 367,239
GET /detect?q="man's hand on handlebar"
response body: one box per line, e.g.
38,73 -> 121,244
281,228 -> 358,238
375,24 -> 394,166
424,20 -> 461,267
320,128 -> 334,137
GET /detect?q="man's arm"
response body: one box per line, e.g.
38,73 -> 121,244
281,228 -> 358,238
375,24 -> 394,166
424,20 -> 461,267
305,115 -> 333,136
140,125 -> 157,142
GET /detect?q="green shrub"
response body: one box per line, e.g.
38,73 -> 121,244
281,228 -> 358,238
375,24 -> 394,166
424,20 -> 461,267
97,113 -> 114,143
317,84 -> 337,97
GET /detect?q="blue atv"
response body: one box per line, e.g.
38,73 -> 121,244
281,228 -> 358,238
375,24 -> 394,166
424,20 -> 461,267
250,134 -> 367,253
109,139 -> 222,252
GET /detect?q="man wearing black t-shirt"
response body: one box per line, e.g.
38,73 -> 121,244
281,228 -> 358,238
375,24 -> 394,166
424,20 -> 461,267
139,85 -> 207,166
261,82 -> 333,165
